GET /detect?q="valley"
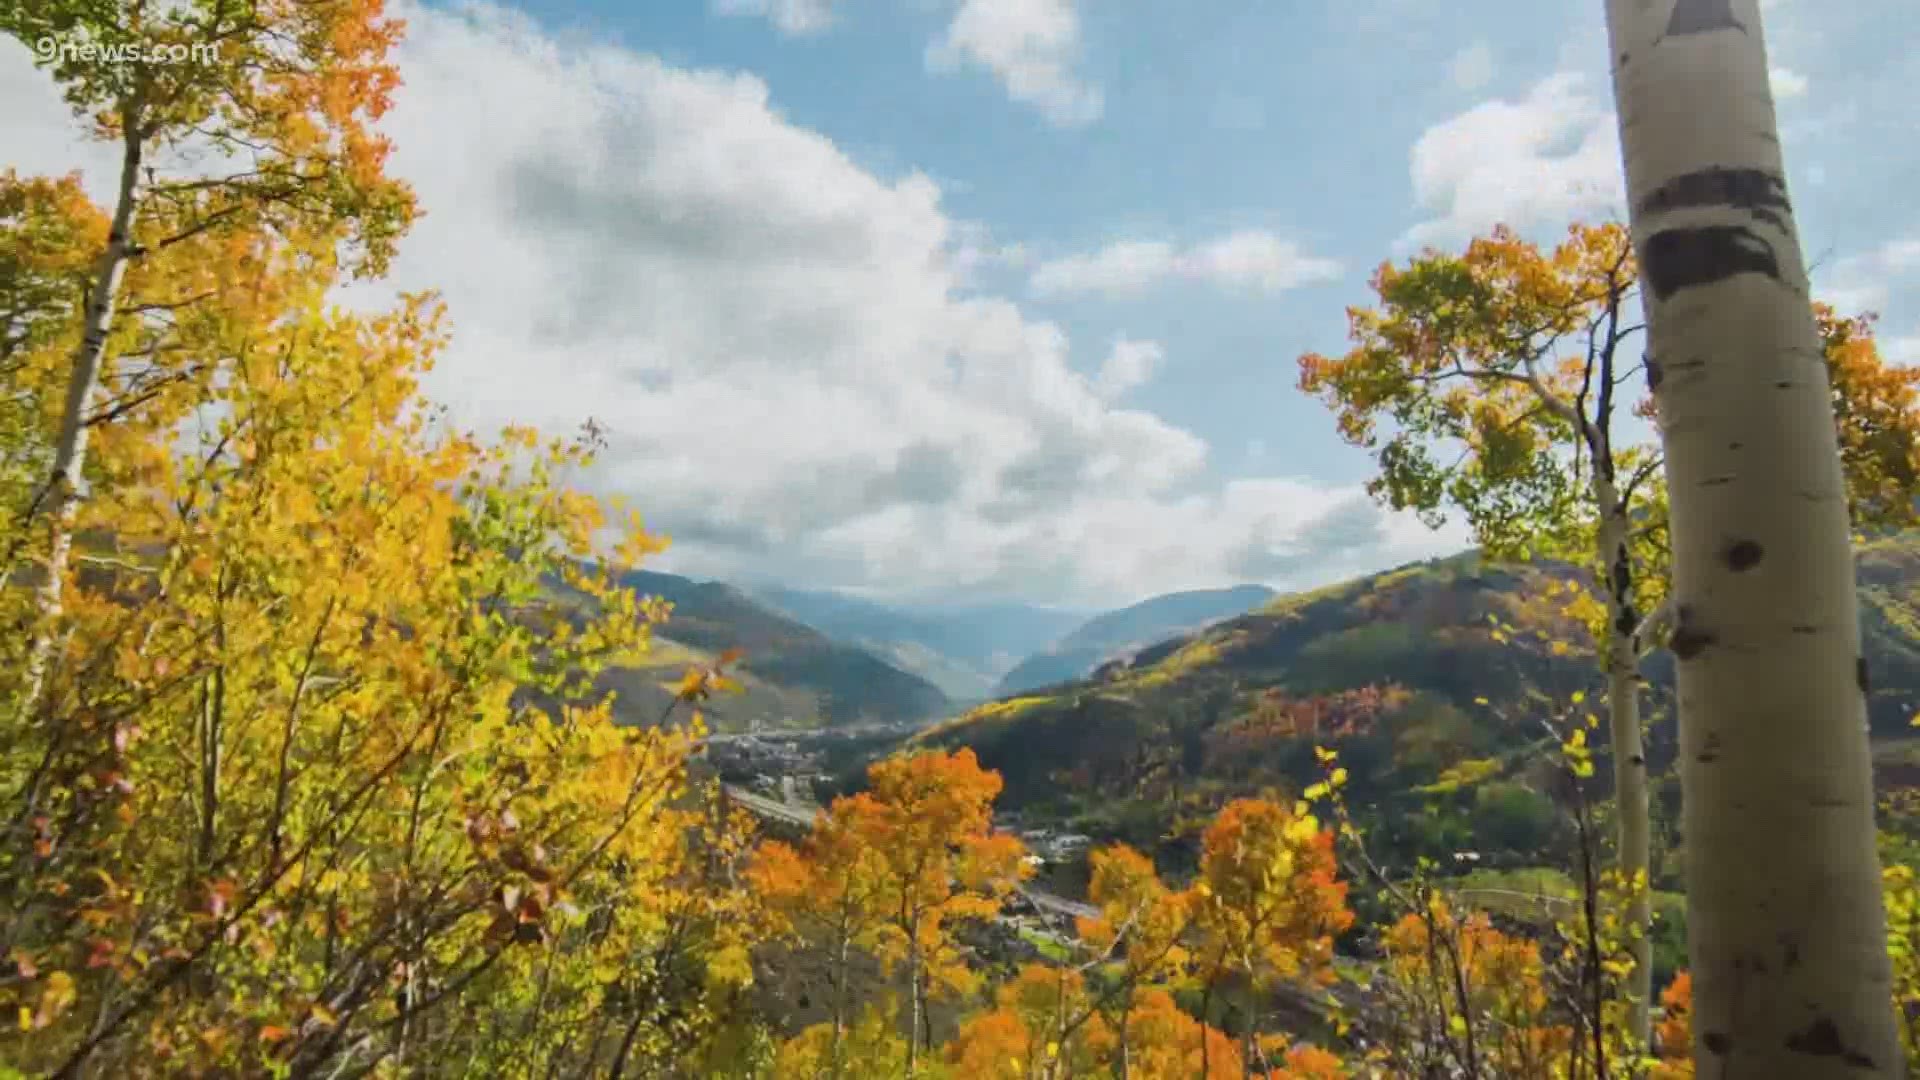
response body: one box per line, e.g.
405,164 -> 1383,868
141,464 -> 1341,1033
7,0 -> 1911,1069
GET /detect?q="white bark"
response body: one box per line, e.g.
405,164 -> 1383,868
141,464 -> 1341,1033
1604,0 -> 1900,1073
17,93 -> 144,723
1594,476 -> 1653,1047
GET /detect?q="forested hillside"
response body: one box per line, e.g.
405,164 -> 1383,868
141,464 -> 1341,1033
994,583 -> 1277,695
920,540 -> 1920,867
592,570 -> 950,730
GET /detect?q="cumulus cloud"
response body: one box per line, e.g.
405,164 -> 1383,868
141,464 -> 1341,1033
716,0 -> 1103,127
1401,71 -> 1625,251
1030,230 -> 1341,298
711,0 -> 839,36
1093,338 -> 1163,399
1816,237 -> 1920,316
926,0 -> 1103,127
0,7 -> 1457,606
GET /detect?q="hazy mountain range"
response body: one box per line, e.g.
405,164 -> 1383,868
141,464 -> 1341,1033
744,585 -> 1092,702
992,584 -> 1277,696
584,569 -> 1284,728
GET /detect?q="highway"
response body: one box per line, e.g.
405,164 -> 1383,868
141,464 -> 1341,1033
721,784 -> 1100,923
723,784 -> 821,828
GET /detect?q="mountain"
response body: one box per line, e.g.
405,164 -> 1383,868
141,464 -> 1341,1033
747,585 -> 1091,701
994,583 -> 1278,696
581,569 -> 951,731
914,541 -> 1920,873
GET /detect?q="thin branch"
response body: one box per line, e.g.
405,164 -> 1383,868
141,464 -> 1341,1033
1634,600 -> 1673,660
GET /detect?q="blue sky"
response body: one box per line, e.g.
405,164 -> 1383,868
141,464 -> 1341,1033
3,0 -> 1915,607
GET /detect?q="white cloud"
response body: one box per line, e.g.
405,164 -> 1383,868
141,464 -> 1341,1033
948,220 -> 1031,285
1030,230 -> 1340,298
1186,231 -> 1343,291
1817,236 -> 1920,316
1093,338 -> 1163,399
1770,66 -> 1809,100
0,5 -> 1455,606
926,0 -> 1103,127
711,0 -> 839,36
1402,71 -> 1625,251
1447,41 -> 1494,92
0,44 -> 118,198
1031,240 -> 1174,296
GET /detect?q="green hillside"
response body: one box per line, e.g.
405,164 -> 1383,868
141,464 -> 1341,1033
994,582 -> 1278,695
561,568 -> 953,731
915,542 -> 1920,871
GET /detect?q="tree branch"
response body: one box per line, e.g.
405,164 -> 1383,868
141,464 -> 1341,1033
1634,600 -> 1673,659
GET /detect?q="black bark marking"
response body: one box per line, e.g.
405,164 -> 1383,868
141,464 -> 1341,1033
1636,167 -> 1789,232
1645,355 -> 1664,391
1858,656 -> 1871,694
1784,1017 -> 1877,1068
1670,605 -> 1716,660
1628,754 -> 1645,767
1791,624 -> 1816,634
1728,441 -> 1743,451
1664,0 -> 1746,37
1642,226 -> 1781,300
1703,1031 -> 1732,1055
1781,934 -> 1801,969
1723,539 -> 1763,571
1618,50 -> 1631,67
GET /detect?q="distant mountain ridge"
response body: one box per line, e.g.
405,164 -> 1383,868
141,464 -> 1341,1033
579,569 -> 952,731
994,583 -> 1278,696
747,585 -> 1091,701
911,542 -> 1920,872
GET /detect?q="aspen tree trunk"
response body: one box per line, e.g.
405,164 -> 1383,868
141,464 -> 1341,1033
18,92 -> 143,722
1604,0 -> 1901,1072
1594,478 -> 1653,1046
829,929 -> 848,1078
905,915 -> 922,1073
